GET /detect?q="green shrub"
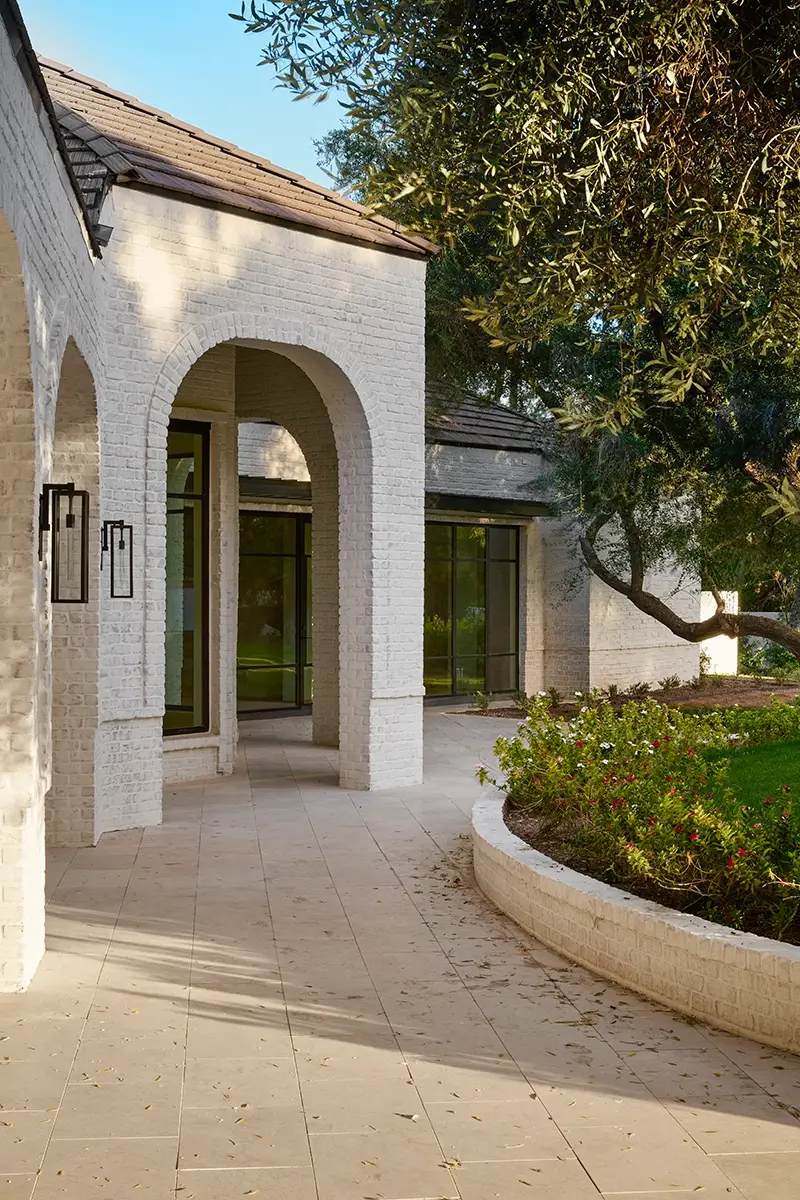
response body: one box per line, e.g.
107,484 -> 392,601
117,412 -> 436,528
630,680 -> 651,696
479,697 -> 800,938
472,690 -> 491,711
658,674 -> 682,691
547,686 -> 563,708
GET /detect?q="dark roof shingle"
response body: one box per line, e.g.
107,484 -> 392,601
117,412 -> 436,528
39,59 -> 436,258
425,386 -> 557,454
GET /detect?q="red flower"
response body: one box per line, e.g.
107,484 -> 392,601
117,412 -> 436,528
675,824 -> 683,833
611,797 -> 624,810
647,816 -> 657,826
727,857 -> 735,868
652,739 -> 661,748
738,848 -> 748,858
575,740 -> 585,748
690,832 -> 699,841
783,785 -> 792,793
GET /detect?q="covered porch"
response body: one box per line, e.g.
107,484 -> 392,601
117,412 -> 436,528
2,714 -> 798,1199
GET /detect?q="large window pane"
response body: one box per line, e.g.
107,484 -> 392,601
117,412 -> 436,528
238,555 -> 297,669
455,657 -> 486,694
455,559 -> 485,656
487,655 -> 517,693
164,423 -> 208,735
489,526 -> 517,561
240,513 -> 296,555
425,523 -> 451,559
237,667 -> 297,711
236,512 -> 312,714
487,559 -> 517,656
424,657 -> 453,696
455,525 -> 486,559
424,558 -> 452,658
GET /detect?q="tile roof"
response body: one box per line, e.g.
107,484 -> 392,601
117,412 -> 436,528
425,385 -> 557,454
39,59 -> 436,258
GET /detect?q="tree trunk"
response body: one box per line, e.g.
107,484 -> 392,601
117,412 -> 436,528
580,519 -> 800,665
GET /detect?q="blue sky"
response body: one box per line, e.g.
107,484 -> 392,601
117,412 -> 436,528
22,0 -> 342,184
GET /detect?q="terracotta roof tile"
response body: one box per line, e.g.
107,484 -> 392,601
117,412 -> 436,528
39,58 -> 436,258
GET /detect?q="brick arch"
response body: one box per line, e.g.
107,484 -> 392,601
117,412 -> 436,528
142,312 -> 376,709
0,207 -> 44,988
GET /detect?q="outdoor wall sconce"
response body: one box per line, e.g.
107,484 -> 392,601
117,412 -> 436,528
38,483 -> 90,603
101,520 -> 134,599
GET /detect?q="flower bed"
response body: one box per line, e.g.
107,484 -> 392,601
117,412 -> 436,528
478,696 -> 800,943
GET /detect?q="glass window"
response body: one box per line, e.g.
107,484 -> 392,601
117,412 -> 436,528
455,525 -> 486,559
425,523 -> 452,559
164,422 -> 209,735
237,513 -> 312,714
424,521 -> 519,697
487,559 -> 517,656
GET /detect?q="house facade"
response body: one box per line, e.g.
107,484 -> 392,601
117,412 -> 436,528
0,0 -> 700,991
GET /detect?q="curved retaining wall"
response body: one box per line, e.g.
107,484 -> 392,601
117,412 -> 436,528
473,794 -> 800,1053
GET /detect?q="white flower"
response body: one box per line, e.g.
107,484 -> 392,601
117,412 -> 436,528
600,741 -> 613,749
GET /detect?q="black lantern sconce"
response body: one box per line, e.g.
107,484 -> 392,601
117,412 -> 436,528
38,483 -> 90,603
101,520 -> 134,599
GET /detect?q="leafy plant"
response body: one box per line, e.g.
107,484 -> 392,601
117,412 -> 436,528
512,690 -> 530,713
699,649 -> 712,677
630,681 -> 651,696
605,683 -> 620,701
547,686 -> 563,708
479,696 -> 800,938
472,691 -> 491,712
658,675 -> 682,691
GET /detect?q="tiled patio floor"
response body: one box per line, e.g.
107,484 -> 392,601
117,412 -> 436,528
3,713 -> 800,1199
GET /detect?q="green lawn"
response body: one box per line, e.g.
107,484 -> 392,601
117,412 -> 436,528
724,739 -> 800,805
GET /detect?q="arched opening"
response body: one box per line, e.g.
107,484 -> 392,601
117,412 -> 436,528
0,209 -> 43,989
46,338 -> 100,847
149,322 -> 424,792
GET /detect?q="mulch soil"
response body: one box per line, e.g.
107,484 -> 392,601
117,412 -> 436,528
458,675 -> 800,719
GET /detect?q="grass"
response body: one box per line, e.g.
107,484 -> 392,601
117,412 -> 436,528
724,739 -> 800,806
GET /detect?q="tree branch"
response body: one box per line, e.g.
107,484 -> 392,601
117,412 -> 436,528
580,519 -> 800,664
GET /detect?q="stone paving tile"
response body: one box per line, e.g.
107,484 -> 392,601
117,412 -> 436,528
3,714 -> 800,1200
32,1136 -> 178,1198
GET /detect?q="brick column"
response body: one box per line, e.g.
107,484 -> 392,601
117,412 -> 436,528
0,212 -> 44,990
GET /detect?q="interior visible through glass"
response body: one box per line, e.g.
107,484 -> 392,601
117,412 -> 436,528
164,422 -> 208,734
237,512 -> 312,713
423,522 -> 519,698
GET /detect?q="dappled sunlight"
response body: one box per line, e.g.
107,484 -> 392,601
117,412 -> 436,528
2,713 -> 798,1196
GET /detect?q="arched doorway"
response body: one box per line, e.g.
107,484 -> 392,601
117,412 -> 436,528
147,319 -> 425,792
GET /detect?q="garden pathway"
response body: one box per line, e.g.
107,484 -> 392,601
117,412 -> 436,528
3,713 -> 800,1199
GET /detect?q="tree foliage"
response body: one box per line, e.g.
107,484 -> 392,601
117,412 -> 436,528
235,0 -> 800,646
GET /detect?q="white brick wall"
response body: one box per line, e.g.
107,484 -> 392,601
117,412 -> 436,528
238,422 -> 310,481
1,17 -> 428,987
474,794 -> 800,1054
1,19 -> 100,990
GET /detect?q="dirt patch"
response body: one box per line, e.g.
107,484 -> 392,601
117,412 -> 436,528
459,675 -> 800,719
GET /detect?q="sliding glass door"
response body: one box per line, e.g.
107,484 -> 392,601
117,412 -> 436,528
424,522 -> 519,697
237,512 -> 312,713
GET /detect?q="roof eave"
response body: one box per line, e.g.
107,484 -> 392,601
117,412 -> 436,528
1,0 -> 102,256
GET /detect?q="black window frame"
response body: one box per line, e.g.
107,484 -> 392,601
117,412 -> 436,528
163,419 -> 210,737
236,510 -> 312,716
424,521 -> 520,700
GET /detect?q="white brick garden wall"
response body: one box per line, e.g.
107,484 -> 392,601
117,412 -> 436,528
473,795 -> 800,1054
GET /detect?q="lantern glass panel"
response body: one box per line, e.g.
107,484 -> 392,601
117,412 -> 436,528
52,489 -> 89,603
